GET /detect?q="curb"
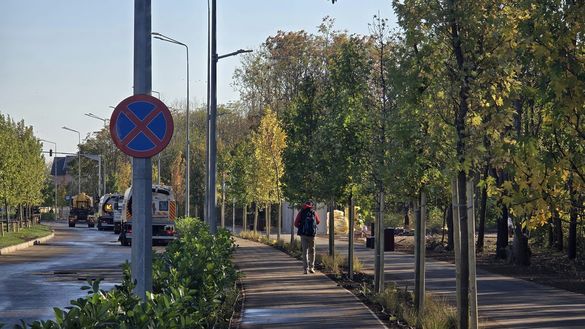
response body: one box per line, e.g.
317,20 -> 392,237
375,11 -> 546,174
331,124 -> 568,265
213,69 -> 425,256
0,232 -> 55,255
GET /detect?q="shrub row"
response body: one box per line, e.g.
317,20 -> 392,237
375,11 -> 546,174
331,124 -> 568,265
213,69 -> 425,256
10,218 -> 237,329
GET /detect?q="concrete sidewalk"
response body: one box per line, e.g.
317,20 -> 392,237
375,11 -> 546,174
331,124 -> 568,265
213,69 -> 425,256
232,237 -> 387,329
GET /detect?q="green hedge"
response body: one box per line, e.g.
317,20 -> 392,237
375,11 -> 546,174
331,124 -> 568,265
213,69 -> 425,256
11,218 -> 237,329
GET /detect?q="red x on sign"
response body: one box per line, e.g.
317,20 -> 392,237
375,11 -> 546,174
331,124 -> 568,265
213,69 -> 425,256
110,94 -> 174,158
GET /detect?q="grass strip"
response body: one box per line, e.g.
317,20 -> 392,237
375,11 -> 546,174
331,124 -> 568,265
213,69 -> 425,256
0,224 -> 52,248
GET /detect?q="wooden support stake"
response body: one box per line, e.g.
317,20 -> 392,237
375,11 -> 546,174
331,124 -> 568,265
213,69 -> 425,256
451,178 -> 463,327
329,199 -> 335,258
348,195 -> 354,280
467,180 -> 478,329
415,192 -> 427,317
380,191 -> 385,290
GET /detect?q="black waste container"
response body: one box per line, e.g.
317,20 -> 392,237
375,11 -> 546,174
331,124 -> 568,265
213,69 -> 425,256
366,236 -> 375,249
248,224 -> 254,231
384,228 -> 395,251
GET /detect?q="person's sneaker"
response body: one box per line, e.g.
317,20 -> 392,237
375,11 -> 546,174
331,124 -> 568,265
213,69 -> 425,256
309,268 -> 315,273
304,269 -> 308,274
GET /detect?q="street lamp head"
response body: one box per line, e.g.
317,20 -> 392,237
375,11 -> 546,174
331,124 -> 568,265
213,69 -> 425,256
62,126 -> 79,134
151,32 -> 186,48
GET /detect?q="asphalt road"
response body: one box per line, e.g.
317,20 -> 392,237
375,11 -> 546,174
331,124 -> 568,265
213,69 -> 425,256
0,221 -> 130,326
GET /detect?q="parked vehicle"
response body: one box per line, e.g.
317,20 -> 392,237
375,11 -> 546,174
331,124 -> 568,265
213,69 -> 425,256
97,193 -> 123,231
113,201 -> 124,234
68,193 -> 96,228
119,185 -> 177,246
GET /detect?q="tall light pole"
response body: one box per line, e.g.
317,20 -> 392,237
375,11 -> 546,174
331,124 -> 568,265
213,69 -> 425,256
62,126 -> 81,195
152,32 -> 190,217
40,139 -> 58,219
207,0 -> 252,233
85,113 -> 109,194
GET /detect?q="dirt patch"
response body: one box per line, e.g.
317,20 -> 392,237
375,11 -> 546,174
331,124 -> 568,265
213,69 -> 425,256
395,235 -> 585,295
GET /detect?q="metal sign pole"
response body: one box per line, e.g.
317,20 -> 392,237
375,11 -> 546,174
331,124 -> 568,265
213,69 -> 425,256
208,0 -> 218,234
132,0 -> 153,300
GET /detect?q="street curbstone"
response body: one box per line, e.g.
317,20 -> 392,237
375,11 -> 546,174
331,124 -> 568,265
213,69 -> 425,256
0,232 -> 55,255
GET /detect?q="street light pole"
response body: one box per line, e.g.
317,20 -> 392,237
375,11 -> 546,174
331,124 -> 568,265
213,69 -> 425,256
207,0 -> 252,233
40,139 -> 58,219
152,32 -> 190,217
85,113 -> 109,194
62,126 -> 81,195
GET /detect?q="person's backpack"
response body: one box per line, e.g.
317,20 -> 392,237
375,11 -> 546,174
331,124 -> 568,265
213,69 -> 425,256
298,208 -> 317,236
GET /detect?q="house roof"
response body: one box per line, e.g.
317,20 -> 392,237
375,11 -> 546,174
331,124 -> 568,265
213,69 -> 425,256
50,156 -> 75,176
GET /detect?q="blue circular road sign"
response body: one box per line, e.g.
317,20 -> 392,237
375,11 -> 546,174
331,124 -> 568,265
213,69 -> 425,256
110,94 -> 174,158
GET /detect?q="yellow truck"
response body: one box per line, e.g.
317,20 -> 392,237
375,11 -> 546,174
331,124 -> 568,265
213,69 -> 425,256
118,185 -> 177,246
68,193 -> 96,228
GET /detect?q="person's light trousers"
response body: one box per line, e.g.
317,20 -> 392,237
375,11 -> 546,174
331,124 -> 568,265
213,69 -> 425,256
301,235 -> 316,270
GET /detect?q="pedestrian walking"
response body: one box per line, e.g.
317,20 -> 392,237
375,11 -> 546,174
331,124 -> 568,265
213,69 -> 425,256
294,201 -> 320,274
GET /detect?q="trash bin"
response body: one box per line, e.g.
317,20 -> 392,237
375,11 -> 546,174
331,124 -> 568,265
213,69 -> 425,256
384,228 -> 395,251
248,224 -> 254,231
370,222 -> 375,236
366,236 -> 375,249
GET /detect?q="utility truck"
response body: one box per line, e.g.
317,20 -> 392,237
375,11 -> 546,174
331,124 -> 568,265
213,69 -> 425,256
119,185 -> 177,246
68,193 -> 96,228
97,193 -> 123,231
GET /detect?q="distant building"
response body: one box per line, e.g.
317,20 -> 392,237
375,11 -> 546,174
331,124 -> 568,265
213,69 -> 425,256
49,156 -> 75,189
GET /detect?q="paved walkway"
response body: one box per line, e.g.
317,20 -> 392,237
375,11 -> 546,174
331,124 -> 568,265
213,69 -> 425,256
312,236 -> 585,329
232,237 -> 387,329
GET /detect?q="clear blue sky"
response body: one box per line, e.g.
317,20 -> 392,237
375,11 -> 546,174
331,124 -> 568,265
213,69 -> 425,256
0,0 -> 396,155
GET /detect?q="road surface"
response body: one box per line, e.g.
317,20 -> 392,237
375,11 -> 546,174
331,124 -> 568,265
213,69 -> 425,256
0,221 -> 130,326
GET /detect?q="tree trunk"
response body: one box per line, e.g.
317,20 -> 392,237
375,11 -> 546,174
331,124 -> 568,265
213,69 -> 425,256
446,206 -> 454,251
242,204 -> 247,231
254,203 -> 258,232
441,206 -> 447,245
513,224 -> 531,266
403,202 -> 410,229
476,166 -> 489,252
348,195 -> 354,280
496,204 -> 509,259
277,201 -> 281,241
553,208 -> 563,252
414,192 -> 426,315
547,219 -> 554,249
329,199 -> 335,257
220,192 -> 225,229
457,171 -> 470,329
232,200 -> 236,233
568,174 -> 578,259
290,206 -> 295,247
568,209 -> 577,259
266,203 -> 271,238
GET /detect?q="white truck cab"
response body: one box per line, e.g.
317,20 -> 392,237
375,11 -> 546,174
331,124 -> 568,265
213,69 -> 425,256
119,185 -> 177,246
